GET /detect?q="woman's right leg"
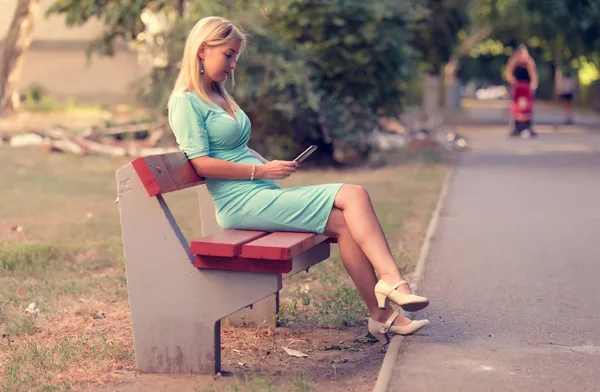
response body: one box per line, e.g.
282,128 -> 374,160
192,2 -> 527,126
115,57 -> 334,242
331,184 -> 413,295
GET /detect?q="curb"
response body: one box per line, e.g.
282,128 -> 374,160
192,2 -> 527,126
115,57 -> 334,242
372,167 -> 455,392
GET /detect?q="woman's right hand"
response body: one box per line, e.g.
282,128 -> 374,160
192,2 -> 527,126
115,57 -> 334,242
256,160 -> 298,180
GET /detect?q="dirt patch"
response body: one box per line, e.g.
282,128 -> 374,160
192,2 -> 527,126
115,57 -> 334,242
2,296 -> 385,392
85,324 -> 385,392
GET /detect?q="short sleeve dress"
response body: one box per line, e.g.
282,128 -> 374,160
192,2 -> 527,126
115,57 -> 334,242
168,91 -> 343,234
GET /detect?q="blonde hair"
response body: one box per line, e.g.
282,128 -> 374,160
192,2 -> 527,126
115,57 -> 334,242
170,16 -> 246,110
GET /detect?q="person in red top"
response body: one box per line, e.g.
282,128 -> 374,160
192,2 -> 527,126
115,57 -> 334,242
505,44 -> 539,137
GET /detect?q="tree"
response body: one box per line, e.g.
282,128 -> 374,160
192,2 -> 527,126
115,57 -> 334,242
410,0 -> 469,122
461,0 -> 600,99
0,0 -> 40,116
47,0 -> 420,163
442,0 -> 527,108
522,0 -> 600,98
46,0 -> 182,56
267,0 -> 421,158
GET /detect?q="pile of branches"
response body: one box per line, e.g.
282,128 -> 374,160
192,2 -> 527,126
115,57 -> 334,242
3,121 -> 180,157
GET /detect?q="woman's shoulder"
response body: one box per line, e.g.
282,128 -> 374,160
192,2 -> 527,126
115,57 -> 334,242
169,90 -> 213,113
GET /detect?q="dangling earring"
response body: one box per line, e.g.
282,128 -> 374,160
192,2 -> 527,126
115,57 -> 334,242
200,62 -> 205,75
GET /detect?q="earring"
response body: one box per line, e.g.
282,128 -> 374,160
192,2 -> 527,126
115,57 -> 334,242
200,62 -> 205,75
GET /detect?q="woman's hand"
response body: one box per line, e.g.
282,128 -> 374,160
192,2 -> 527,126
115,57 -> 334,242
256,160 -> 298,180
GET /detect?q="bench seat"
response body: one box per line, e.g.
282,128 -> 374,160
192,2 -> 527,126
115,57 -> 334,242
191,230 -> 330,273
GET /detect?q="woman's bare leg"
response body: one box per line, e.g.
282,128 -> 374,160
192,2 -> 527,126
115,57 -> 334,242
566,100 -> 573,122
324,207 -> 412,325
332,184 -> 410,293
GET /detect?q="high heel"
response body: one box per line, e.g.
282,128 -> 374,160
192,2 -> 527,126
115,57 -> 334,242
368,311 -> 429,344
374,279 -> 429,311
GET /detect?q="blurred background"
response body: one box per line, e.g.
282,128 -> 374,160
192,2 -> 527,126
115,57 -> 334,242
2,0 -> 600,163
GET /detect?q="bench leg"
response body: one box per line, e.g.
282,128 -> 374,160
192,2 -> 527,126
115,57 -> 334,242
226,294 -> 279,327
197,185 -> 281,327
227,243 -> 331,327
117,164 -> 282,373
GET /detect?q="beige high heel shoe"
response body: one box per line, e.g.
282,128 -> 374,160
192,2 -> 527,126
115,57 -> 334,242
368,311 -> 429,344
374,279 -> 429,311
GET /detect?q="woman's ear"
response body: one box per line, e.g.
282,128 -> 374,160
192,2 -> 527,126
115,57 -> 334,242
197,43 -> 206,60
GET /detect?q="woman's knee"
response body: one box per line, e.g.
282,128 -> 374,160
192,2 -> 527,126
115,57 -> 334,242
334,184 -> 371,210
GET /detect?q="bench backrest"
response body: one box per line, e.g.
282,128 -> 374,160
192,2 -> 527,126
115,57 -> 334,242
131,152 -> 204,197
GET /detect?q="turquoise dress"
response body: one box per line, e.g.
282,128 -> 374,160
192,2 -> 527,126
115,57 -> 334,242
168,91 -> 343,234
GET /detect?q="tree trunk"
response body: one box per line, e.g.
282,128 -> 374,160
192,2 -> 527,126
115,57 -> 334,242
422,72 -> 441,130
0,0 -> 39,116
442,26 -> 492,110
177,0 -> 188,17
443,58 -> 460,110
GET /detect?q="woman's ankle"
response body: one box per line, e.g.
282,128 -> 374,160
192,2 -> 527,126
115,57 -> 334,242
379,270 -> 403,285
370,309 -> 395,323
370,309 -> 411,325
378,270 -> 413,295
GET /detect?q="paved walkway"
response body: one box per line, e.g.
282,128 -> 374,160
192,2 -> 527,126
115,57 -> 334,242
446,99 -> 600,127
390,127 -> 600,391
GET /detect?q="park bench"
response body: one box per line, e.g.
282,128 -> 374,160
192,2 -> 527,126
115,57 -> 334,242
116,151 -> 333,374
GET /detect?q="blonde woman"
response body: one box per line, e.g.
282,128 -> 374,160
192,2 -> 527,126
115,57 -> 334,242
168,16 -> 429,343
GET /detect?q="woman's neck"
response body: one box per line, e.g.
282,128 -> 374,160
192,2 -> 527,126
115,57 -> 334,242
202,78 -> 216,94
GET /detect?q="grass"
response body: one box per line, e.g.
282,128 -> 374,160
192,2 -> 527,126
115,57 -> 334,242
196,373 -> 312,392
0,145 -> 449,391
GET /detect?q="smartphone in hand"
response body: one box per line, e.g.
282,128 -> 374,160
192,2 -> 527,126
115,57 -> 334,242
294,145 -> 318,163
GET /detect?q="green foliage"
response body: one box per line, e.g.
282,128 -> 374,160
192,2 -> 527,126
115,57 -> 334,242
411,0 -> 469,73
46,0 -> 419,163
0,241 -> 65,276
469,0 -> 525,35
23,83 -> 46,103
522,0 -> 600,59
271,0 -> 418,113
264,0 -> 420,157
459,0 -> 600,96
580,78 -> 600,109
135,18 -> 190,110
46,0 -> 173,56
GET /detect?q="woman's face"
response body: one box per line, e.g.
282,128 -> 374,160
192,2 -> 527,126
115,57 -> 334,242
199,40 -> 242,83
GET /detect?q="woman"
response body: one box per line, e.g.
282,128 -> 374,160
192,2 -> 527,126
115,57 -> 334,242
505,44 -> 539,136
168,16 -> 429,343
558,71 -> 576,124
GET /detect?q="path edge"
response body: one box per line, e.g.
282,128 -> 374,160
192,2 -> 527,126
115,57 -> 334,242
372,166 -> 455,392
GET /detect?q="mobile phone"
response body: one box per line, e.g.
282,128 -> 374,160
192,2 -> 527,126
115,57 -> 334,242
293,145 -> 318,163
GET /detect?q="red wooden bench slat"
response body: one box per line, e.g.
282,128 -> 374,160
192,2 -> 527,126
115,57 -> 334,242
190,230 -> 268,257
131,152 -> 204,197
195,255 -> 292,274
241,232 -> 329,261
